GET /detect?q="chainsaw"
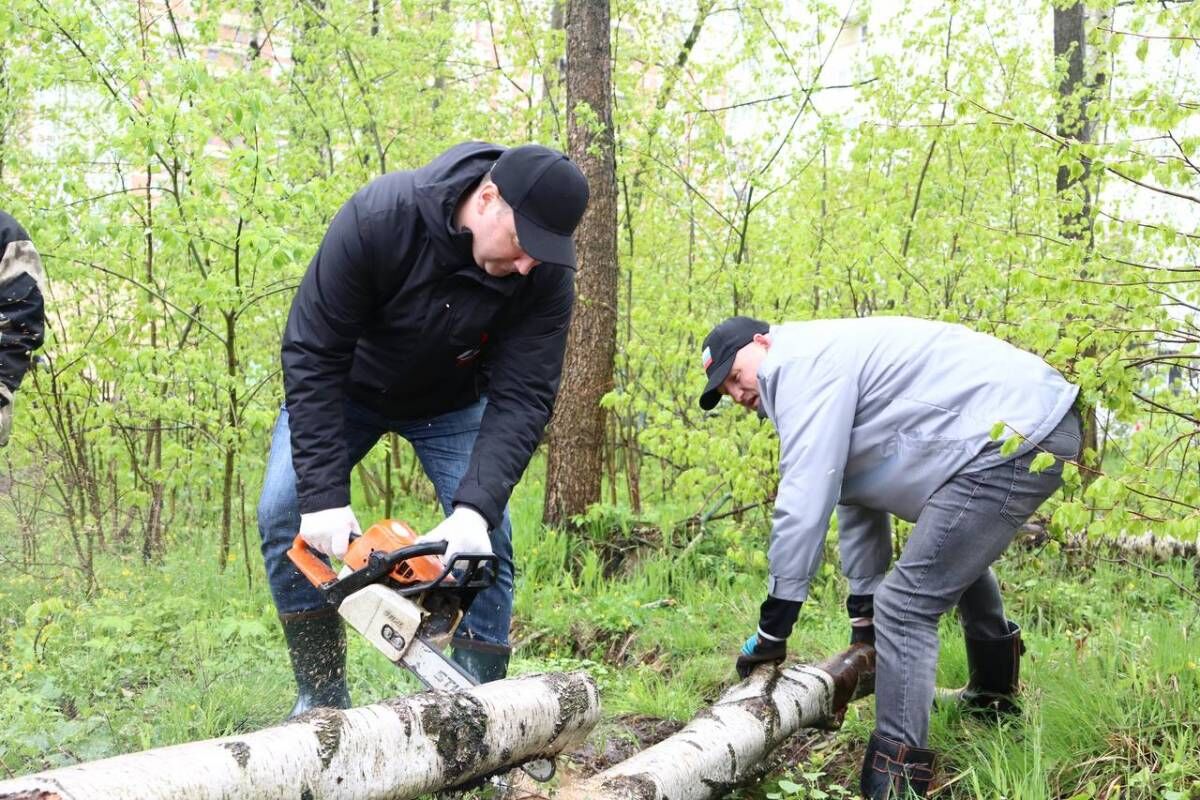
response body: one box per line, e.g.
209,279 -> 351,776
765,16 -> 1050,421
287,519 -> 555,782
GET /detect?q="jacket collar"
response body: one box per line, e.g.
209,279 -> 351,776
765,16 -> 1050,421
415,185 -> 524,297
415,175 -> 479,267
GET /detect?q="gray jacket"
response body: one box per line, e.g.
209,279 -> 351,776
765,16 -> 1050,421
757,317 -> 1078,602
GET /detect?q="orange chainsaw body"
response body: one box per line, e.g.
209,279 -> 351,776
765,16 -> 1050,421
287,519 -> 446,589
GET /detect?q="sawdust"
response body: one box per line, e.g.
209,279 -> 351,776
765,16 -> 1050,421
308,707 -> 345,769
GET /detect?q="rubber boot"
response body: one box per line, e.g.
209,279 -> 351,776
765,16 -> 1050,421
859,730 -> 936,799
280,608 -> 351,718
943,619 -> 1024,715
451,645 -> 509,684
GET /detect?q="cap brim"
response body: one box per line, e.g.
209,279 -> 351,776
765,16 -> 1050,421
698,353 -> 735,410
514,209 -> 577,268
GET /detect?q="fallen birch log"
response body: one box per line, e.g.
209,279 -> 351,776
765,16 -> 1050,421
1021,524 -> 1199,561
1074,531 -> 1199,560
555,645 -> 874,800
0,671 -> 599,800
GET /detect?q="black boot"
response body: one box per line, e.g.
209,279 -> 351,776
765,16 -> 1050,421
859,731 -> 936,799
451,644 -> 509,683
280,609 -> 351,718
848,593 -> 875,646
948,620 -> 1024,715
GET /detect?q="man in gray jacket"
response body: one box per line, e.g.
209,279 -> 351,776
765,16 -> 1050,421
698,315 -> 1081,799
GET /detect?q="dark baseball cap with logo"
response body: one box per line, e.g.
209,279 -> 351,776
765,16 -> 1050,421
698,316 -> 770,410
492,144 -> 590,268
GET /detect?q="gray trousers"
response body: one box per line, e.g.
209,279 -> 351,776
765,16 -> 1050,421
873,408 -> 1083,746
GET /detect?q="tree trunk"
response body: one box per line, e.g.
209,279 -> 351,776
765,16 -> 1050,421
555,646 -> 874,800
219,308 -> 238,569
139,150 -> 165,562
0,672 -> 600,800
1054,2 -> 1094,218
1054,1 -> 1102,485
543,0 -> 618,528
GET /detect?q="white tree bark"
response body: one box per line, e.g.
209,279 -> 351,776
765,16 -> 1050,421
1083,531 -> 1199,560
0,671 -> 599,800
1022,523 -> 1199,561
555,646 -> 874,800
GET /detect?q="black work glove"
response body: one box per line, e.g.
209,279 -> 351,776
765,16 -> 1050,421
848,593 -> 875,646
735,595 -> 803,679
736,633 -> 786,679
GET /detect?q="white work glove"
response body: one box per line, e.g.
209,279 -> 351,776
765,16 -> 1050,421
299,505 -> 361,559
417,506 -> 492,567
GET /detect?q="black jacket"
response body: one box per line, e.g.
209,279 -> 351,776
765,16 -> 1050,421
0,211 -> 46,400
282,142 -> 575,527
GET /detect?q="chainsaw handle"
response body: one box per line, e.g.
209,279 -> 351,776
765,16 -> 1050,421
326,540 -> 450,606
289,532 -> 432,587
286,527 -> 496,614
287,534 -> 339,588
288,533 -> 456,606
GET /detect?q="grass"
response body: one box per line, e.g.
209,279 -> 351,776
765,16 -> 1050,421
2,472 -> 1199,798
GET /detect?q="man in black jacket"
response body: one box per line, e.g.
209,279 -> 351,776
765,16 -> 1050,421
258,141 -> 589,716
0,211 -> 47,446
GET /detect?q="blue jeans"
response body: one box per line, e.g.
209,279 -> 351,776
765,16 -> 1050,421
256,397 -> 514,653
873,408 -> 1083,746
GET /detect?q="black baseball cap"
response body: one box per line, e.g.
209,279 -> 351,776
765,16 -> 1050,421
492,144 -> 589,268
698,316 -> 770,410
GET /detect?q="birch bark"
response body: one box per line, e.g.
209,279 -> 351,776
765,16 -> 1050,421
0,671 -> 600,800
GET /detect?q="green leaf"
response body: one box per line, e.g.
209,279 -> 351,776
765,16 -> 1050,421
1028,452 -> 1056,474
989,421 -> 1006,441
1000,435 -> 1024,457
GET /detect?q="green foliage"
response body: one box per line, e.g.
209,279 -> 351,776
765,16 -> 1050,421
0,0 -> 562,573
603,0 -> 1200,547
764,769 -> 854,800
0,547 -> 285,774
0,0 -> 1194,579
1,0 -> 1199,794
1,479 -> 1199,797
1029,451 -> 1058,474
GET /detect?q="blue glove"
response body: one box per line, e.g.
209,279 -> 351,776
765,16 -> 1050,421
735,595 -> 802,679
735,633 -> 786,679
